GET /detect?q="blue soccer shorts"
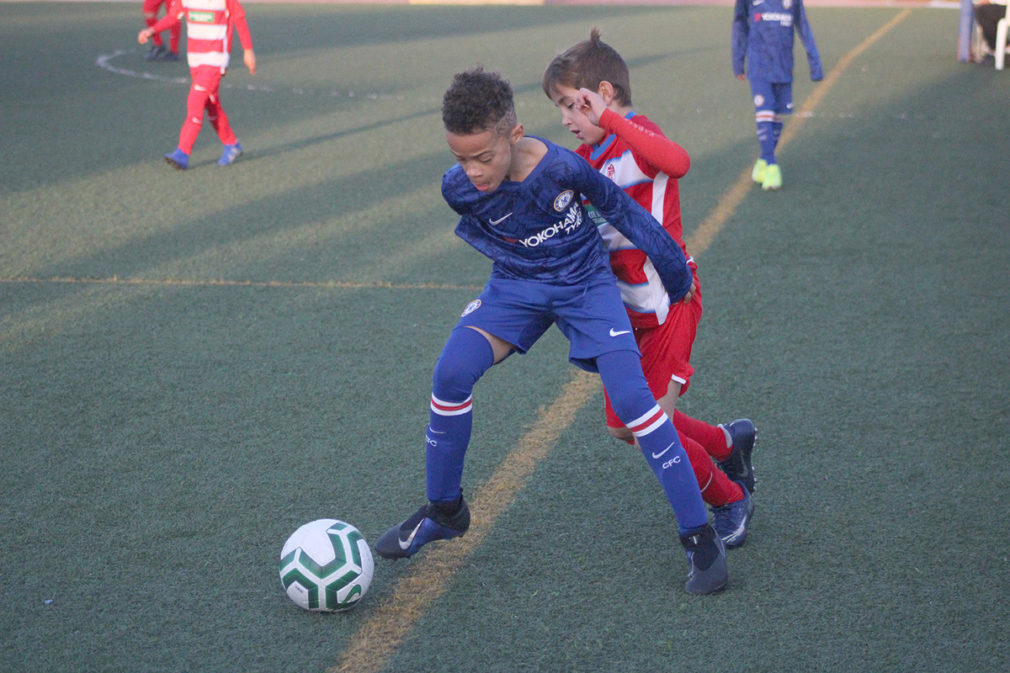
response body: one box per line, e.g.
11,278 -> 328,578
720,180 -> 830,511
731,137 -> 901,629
455,272 -> 640,372
749,79 -> 793,116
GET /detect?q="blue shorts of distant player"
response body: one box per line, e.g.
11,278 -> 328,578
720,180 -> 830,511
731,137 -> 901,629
749,79 -> 793,116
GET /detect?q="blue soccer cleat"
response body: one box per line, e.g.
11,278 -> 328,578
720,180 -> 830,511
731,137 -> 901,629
712,482 -> 754,549
218,142 -> 243,166
718,418 -> 757,493
374,496 -> 470,559
163,147 -> 189,170
680,523 -> 728,595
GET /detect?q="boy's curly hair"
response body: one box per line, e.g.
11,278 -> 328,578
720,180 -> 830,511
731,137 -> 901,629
442,67 -> 517,137
541,28 -> 632,107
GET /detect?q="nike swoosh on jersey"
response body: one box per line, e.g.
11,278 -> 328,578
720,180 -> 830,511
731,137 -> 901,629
489,212 -> 513,226
609,328 -> 631,337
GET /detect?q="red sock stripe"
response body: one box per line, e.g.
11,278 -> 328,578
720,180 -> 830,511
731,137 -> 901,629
627,405 -> 668,438
430,394 -> 473,417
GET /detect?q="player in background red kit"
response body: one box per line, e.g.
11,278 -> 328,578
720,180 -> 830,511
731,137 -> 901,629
141,0 -> 181,61
543,29 -> 757,548
138,0 -> 257,170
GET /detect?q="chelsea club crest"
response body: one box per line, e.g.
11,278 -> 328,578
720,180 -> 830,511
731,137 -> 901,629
553,190 -> 574,212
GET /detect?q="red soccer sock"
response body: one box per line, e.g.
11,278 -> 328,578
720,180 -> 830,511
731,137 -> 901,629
206,94 -> 237,146
679,431 -> 744,507
674,410 -> 732,462
169,24 -> 181,53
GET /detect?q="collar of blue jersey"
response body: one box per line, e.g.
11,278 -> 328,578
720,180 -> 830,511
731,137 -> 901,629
589,110 -> 636,161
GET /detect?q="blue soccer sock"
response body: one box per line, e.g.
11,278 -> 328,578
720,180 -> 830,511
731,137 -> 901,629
596,350 -> 708,533
756,117 -> 776,164
425,327 -> 495,504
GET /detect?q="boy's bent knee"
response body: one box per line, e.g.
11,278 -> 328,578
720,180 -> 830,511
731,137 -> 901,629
607,424 -> 635,445
432,327 -> 496,400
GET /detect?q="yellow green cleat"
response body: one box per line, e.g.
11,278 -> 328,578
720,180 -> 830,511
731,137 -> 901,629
761,163 -> 782,191
751,158 -> 767,184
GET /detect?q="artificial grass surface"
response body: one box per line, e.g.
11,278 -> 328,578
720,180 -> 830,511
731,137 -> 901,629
2,3 -> 1008,672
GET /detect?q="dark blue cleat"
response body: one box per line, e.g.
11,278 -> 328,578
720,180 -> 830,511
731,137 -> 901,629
718,419 -> 757,493
374,496 -> 470,559
680,524 -> 728,595
712,482 -> 754,549
145,44 -> 166,61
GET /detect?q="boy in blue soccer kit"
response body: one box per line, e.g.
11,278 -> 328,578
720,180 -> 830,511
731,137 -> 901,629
733,0 -> 822,190
374,68 -> 728,595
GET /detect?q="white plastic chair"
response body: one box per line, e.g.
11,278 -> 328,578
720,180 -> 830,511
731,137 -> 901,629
996,3 -> 1010,70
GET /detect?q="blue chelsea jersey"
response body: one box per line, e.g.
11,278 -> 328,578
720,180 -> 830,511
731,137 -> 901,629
442,136 -> 692,298
732,0 -> 823,83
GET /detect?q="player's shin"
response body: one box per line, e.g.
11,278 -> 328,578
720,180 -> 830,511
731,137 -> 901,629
425,403 -> 471,504
636,425 -> 709,533
424,326 -> 494,504
755,113 -> 775,162
596,350 -> 708,533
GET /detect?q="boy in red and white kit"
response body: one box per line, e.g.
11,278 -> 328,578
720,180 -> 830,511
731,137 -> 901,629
543,29 -> 757,547
138,0 -> 257,170
141,0 -> 181,61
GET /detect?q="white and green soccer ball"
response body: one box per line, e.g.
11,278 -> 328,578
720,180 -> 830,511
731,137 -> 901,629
279,519 -> 374,612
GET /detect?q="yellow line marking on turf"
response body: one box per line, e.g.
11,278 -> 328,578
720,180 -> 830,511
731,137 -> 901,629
329,9 -> 914,673
329,370 -> 599,673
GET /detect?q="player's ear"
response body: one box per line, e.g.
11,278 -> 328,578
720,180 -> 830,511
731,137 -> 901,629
597,81 -> 616,104
509,123 -> 524,145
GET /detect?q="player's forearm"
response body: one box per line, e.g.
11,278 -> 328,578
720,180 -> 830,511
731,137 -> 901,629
598,109 -> 690,178
149,13 -> 180,34
150,0 -> 183,33
591,181 -> 692,299
229,0 -> 254,49
234,18 -> 253,50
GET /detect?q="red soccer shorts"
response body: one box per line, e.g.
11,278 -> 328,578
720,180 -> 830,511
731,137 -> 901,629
605,283 -> 702,430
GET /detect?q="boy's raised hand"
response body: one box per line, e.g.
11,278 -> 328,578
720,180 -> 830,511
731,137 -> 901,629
576,88 -> 607,126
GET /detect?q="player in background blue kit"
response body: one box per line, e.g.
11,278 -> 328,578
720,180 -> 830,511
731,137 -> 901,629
733,0 -> 823,190
374,67 -> 728,594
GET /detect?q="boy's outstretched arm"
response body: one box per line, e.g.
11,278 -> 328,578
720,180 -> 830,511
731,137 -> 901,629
577,163 -> 693,301
138,0 -> 183,43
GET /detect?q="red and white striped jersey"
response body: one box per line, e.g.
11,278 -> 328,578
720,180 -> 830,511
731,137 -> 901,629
578,109 -> 694,329
153,0 -> 253,71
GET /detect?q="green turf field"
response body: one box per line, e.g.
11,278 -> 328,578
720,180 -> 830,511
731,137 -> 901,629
2,3 -> 1008,672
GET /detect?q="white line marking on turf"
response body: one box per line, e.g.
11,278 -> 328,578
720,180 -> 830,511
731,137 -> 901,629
96,48 -> 410,99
